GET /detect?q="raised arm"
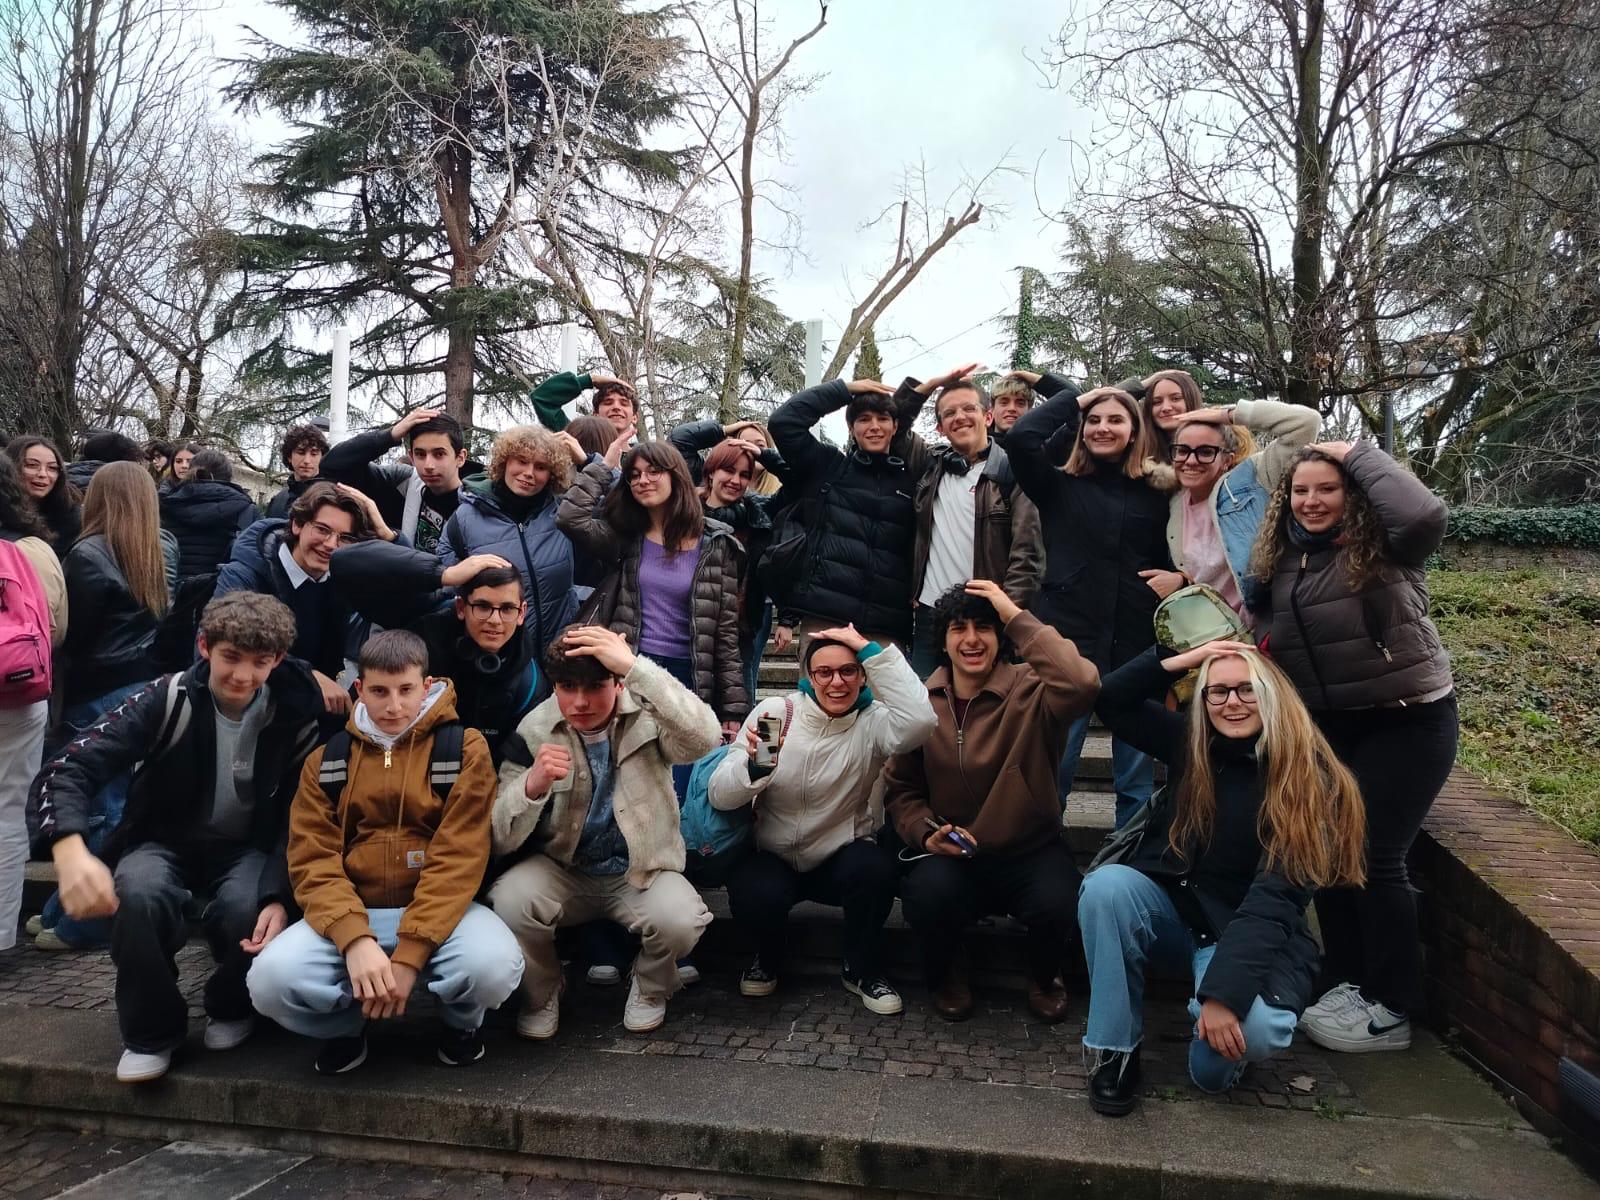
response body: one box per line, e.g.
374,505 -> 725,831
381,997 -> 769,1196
319,424 -> 400,492
1005,609 -> 1099,721
1095,646 -> 1185,765
1341,440 -> 1448,566
527,372 -> 593,432
1232,399 -> 1320,493
1004,379 -> 1083,512
769,380 -> 853,482
857,643 -> 938,757
555,458 -> 625,561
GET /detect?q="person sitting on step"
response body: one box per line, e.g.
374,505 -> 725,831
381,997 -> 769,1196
247,630 -> 522,1075
884,580 -> 1099,1023
488,624 -> 722,1040
32,593 -> 321,1083
709,625 -> 935,1015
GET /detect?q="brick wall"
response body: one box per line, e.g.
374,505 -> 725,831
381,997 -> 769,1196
1412,770 -> 1600,1126
1437,540 -> 1600,572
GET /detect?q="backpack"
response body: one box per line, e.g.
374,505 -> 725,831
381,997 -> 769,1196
0,539 -> 53,707
680,697 -> 794,861
151,571 -> 220,673
316,721 -> 468,805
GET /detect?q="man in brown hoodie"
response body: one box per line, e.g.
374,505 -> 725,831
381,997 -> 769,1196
248,630 -> 523,1074
884,580 -> 1099,1023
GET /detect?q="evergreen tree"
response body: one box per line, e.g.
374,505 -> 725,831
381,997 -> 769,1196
853,325 -> 882,380
228,0 -> 684,429
1009,268 -> 1037,371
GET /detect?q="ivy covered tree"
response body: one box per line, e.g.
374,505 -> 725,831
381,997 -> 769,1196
228,0 -> 685,429
852,325 -> 882,380
1009,268 -> 1037,371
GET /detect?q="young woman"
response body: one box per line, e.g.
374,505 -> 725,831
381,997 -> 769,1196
1079,640 -> 1366,1115
1139,369 -> 1204,462
7,436 -> 81,552
1141,401 -> 1319,623
1251,441 -> 1457,1054
1004,374 -> 1172,826
159,449 -> 261,580
35,462 -> 174,950
0,456 -> 66,953
438,425 -> 579,658
556,439 -> 748,735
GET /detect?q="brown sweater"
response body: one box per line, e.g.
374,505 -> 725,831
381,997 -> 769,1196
287,681 -> 496,971
884,611 -> 1099,856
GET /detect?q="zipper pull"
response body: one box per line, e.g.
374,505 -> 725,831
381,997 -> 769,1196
1377,641 -> 1393,663
384,748 -> 393,769
956,729 -> 964,748
1299,552 -> 1308,569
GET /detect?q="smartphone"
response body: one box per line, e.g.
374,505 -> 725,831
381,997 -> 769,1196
754,714 -> 782,767
924,817 -> 975,856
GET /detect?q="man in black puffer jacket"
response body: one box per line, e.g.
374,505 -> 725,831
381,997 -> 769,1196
767,365 -> 975,648
160,450 -> 260,580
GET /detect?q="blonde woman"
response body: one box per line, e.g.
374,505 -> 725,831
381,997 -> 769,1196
36,461 -> 175,951
1078,639 -> 1366,1116
439,424 -> 578,655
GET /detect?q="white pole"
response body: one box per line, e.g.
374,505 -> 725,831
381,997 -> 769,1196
804,319 -> 823,387
559,323 -> 578,374
329,327 -> 351,443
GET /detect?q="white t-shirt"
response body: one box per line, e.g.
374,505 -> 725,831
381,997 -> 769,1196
919,468 -> 978,606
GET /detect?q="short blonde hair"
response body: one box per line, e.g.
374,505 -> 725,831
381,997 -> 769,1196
489,425 -> 575,491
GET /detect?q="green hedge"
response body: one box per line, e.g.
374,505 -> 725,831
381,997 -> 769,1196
1444,504 -> 1600,550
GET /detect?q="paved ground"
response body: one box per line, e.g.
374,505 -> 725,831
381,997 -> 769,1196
0,1123 -> 748,1199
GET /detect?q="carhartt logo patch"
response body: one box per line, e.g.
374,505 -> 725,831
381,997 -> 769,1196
406,850 -> 426,869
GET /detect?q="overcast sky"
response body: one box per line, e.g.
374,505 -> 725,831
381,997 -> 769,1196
210,2 -> 1091,397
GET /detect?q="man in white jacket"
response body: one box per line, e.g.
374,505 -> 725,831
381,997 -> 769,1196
710,625 -> 936,1014
488,624 -> 721,1039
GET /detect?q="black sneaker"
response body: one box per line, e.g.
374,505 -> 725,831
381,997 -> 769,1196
1089,1046 -> 1141,1117
739,957 -> 778,998
436,1024 -> 485,1067
842,970 -> 904,1015
313,1034 -> 368,1076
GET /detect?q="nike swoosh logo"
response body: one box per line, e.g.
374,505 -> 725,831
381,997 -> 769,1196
1367,1018 -> 1408,1035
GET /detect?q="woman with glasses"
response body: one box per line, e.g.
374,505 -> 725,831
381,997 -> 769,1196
1139,398 -> 1320,624
6,436 -> 81,553
1077,638 -> 1366,1116
1249,441 -> 1457,1056
437,425 -> 579,661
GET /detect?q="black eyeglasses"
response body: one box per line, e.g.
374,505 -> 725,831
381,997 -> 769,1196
809,663 -> 864,684
465,600 -> 522,620
1201,682 -> 1257,707
1172,445 -> 1223,464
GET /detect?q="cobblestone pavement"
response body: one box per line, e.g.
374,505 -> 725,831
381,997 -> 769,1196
0,1124 -> 749,1199
0,936 -> 1353,1109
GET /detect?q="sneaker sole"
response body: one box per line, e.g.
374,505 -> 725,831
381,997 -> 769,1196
314,1043 -> 369,1076
623,1012 -> 665,1034
515,1019 -> 559,1041
437,1043 -> 487,1067
116,1061 -> 171,1084
1301,1024 -> 1412,1054
843,978 -> 903,1016
1089,1093 -> 1139,1117
586,969 -> 622,987
739,979 -> 778,998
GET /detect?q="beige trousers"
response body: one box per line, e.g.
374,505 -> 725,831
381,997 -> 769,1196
488,855 -> 711,1005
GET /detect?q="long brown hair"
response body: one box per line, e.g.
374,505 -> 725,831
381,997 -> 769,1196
605,440 -> 703,554
1170,649 -> 1366,887
6,435 -> 79,520
80,461 -> 168,618
1140,369 -> 1204,459
1063,388 -> 1152,479
1250,448 -> 1384,590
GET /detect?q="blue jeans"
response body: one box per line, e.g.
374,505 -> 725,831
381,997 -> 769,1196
645,652 -> 697,799
1058,711 -> 1153,828
1079,864 -> 1296,1093
40,681 -> 149,948
741,602 -> 773,704
247,903 -> 523,1039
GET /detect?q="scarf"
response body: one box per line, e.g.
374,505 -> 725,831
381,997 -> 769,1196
1285,517 -> 1343,554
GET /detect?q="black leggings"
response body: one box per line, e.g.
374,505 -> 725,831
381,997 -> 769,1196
1314,694 -> 1458,1015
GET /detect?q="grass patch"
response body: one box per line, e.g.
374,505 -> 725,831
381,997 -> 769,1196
1429,567 -> 1600,847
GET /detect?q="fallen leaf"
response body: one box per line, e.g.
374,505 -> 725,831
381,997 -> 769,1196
1288,1074 -> 1317,1093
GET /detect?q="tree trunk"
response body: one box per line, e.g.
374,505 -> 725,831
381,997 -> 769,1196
1286,0 -> 1326,410
437,88 -> 477,429
718,96 -> 761,423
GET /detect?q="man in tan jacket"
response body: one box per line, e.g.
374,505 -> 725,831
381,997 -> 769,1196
489,624 -> 721,1039
248,630 -> 523,1075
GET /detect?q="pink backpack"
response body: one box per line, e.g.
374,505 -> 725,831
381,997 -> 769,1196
0,539 -> 53,707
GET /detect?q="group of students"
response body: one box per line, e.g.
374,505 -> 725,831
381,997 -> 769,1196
0,359 -> 1458,1119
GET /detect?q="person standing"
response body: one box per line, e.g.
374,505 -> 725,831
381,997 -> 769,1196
8,436 -> 82,552
320,408 -> 473,555
266,424 -> 331,519
160,450 -> 261,580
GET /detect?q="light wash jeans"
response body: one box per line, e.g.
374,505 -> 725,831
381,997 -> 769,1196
1058,711 -> 1153,828
247,903 -> 524,1039
1078,864 -> 1297,1093
0,700 -> 48,951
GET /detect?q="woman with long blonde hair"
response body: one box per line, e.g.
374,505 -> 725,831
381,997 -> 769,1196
1077,639 -> 1365,1116
35,461 -> 175,952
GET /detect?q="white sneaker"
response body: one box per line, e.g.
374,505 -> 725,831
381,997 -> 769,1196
1299,994 -> 1412,1053
622,977 -> 667,1033
516,992 -> 561,1040
1300,981 -> 1362,1024
116,1048 -> 172,1083
586,963 -> 622,987
203,1017 -> 255,1051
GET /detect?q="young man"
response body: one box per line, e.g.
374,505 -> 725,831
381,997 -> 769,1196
266,424 -> 331,519
989,376 -> 1037,442
330,539 -> 543,762
248,630 -> 521,1074
528,371 -> 639,438
32,593 -> 321,1082
908,380 -> 1044,677
216,482 -> 382,715
320,408 -> 472,554
884,580 -> 1099,1023
489,624 -> 721,1039
66,430 -> 144,491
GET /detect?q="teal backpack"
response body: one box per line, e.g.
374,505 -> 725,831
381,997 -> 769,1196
680,697 -> 794,862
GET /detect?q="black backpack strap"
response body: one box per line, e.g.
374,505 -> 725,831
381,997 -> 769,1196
429,721 -> 466,801
318,729 -> 353,806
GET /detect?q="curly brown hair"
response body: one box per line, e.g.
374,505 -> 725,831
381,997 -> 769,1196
1250,448 -> 1386,591
488,425 -> 575,492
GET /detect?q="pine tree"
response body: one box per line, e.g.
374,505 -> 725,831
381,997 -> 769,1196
1010,268 -> 1037,372
228,0 -> 683,429
853,325 -> 883,380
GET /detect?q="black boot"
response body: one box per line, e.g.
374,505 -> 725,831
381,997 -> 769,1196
1089,1046 -> 1141,1116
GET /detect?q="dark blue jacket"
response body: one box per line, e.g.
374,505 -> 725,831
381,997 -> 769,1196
215,519 -> 352,676
160,480 -> 259,579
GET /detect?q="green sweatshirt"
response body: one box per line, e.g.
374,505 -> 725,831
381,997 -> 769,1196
527,372 -> 593,432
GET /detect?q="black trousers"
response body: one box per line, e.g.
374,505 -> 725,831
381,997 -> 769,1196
1314,694 -> 1459,1015
899,839 -> 1082,988
110,842 -> 266,1052
726,840 -> 896,978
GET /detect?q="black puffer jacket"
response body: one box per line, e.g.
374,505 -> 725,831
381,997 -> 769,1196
160,480 -> 260,579
667,417 -> 790,485
1006,376 -> 1172,671
557,459 -> 748,722
1256,441 -> 1452,711
265,477 -> 320,520
767,379 -> 929,642
1094,649 -> 1320,1018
